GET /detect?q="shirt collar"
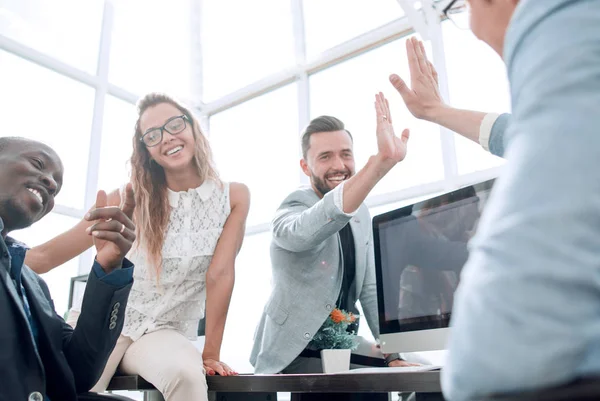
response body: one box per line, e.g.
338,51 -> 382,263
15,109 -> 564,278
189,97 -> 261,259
167,179 -> 216,207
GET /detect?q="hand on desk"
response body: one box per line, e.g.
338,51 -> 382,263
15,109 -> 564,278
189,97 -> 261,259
388,359 -> 421,368
204,358 -> 238,377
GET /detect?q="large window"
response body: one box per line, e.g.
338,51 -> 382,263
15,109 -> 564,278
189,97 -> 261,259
201,0 -> 295,102
0,0 -> 104,72
109,0 -> 195,100
209,84 -> 300,226
0,50 -> 94,210
303,0 -> 405,59
220,231 -> 272,373
97,96 -> 137,192
310,36 -> 444,196
443,22 -> 510,174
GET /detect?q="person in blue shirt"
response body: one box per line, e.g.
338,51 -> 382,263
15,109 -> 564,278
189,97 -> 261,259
393,0 -> 600,399
0,136 -> 136,401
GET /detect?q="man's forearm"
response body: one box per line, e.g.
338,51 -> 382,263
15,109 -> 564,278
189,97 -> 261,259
427,107 -> 488,143
342,155 -> 394,213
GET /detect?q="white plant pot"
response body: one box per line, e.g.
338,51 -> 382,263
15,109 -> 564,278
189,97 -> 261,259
320,349 -> 351,373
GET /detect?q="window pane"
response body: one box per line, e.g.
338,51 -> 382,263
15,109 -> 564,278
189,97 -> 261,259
98,96 -> 137,192
109,0 -> 193,100
303,0 -> 405,59
12,212 -> 81,317
0,51 -> 94,210
0,0 -> 104,72
310,36 -> 444,197
210,85 -> 300,226
220,231 -> 272,373
201,0 -> 295,102
443,22 -> 510,174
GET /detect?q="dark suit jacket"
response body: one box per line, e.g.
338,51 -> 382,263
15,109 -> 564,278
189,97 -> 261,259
0,238 -> 133,401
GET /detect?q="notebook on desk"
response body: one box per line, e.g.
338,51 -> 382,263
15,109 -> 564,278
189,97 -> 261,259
340,365 -> 441,374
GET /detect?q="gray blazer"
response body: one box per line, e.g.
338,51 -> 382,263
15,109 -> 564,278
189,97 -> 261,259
250,186 -> 381,374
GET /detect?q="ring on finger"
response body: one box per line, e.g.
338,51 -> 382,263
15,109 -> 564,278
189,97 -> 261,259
382,115 -> 388,120
119,223 -> 125,234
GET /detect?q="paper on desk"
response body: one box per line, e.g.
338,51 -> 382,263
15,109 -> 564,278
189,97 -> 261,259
339,365 -> 442,374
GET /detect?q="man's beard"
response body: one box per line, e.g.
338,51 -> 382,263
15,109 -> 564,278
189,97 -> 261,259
0,198 -> 38,233
311,174 -> 332,197
310,168 -> 353,197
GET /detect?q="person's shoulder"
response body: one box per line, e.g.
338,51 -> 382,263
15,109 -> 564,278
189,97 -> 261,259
229,182 -> 250,209
289,185 -> 318,200
229,182 -> 250,198
276,186 -> 319,208
505,0 -> 590,66
5,237 -> 29,249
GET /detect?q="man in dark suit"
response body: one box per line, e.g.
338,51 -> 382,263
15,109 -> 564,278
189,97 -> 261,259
0,136 -> 136,401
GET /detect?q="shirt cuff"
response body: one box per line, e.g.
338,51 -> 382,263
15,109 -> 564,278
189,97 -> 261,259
92,258 -> 134,286
479,113 -> 501,151
333,181 -> 358,217
385,353 -> 402,365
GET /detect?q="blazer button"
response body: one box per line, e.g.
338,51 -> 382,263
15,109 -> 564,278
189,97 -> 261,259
28,391 -> 43,401
303,332 -> 311,339
113,302 -> 121,310
110,315 -> 118,324
111,309 -> 118,317
109,322 -> 117,330
325,304 -> 332,311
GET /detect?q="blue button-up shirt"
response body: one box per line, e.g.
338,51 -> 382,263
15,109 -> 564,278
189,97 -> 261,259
442,0 -> 600,400
488,113 -> 511,158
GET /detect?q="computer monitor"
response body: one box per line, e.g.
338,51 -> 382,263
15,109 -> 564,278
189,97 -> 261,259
373,178 -> 496,354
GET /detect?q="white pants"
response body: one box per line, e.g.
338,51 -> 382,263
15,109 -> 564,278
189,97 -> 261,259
91,328 -> 208,401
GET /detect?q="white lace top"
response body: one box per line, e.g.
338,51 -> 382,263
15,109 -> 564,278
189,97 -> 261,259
121,179 -> 230,341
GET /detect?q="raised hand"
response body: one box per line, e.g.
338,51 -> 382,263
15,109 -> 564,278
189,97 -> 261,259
375,92 -> 410,164
85,183 -> 136,273
389,37 -> 446,120
203,358 -> 237,377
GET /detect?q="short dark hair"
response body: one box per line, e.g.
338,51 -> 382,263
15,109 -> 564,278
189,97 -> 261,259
301,116 -> 353,159
0,136 -> 31,154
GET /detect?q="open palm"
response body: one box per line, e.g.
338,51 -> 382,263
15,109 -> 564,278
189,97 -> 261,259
390,37 -> 445,120
375,92 -> 409,163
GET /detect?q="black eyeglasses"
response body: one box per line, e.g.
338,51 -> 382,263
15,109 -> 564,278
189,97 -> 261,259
140,115 -> 189,147
441,0 -> 470,30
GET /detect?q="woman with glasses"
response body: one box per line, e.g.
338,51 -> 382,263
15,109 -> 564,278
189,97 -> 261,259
25,92 -> 250,401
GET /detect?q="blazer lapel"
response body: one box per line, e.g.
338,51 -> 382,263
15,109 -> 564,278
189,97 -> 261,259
21,268 -> 62,343
1,262 -> 46,374
0,264 -> 30,326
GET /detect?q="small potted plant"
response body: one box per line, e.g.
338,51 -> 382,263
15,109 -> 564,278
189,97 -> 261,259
309,308 -> 358,373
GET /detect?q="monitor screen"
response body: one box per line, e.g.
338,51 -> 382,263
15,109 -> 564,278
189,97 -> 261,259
373,179 -> 495,342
